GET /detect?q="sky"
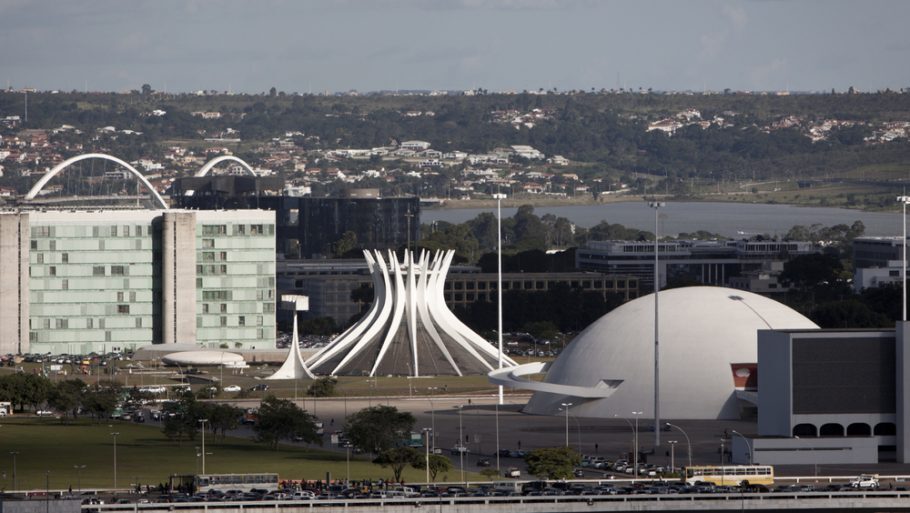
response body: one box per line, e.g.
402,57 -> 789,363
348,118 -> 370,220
1,0 -> 909,94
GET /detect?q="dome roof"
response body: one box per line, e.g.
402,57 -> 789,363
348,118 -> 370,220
524,286 -> 818,420
161,351 -> 246,367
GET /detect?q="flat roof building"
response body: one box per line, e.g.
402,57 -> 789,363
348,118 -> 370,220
0,209 -> 276,355
739,325 -> 910,465
576,239 -> 817,290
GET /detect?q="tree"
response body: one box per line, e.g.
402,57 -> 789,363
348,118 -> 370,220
307,377 -> 337,397
344,405 -> 415,454
413,454 -> 452,482
269,87 -> 277,97
332,231 -> 358,257
374,446 -> 421,482
141,84 -> 153,96
207,403 -> 242,439
81,385 -> 119,421
48,379 -> 85,420
779,253 -> 844,288
254,395 -> 321,450
525,446 -> 581,479
160,392 -> 206,444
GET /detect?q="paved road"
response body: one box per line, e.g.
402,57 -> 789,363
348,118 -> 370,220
221,393 -> 910,479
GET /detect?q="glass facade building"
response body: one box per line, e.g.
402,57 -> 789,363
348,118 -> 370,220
0,209 -> 275,355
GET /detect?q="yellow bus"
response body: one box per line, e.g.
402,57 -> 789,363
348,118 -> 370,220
683,465 -> 774,486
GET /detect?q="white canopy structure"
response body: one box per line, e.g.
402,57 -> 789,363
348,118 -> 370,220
307,249 -> 516,377
266,295 -> 315,380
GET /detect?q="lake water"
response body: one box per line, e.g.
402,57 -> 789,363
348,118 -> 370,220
420,202 -> 903,238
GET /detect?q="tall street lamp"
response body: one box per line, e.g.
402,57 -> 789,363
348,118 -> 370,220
493,191 -> 507,405
731,430 -> 754,465
110,432 -> 119,491
648,201 -> 666,448
560,403 -> 573,447
456,405 -> 465,484
494,401 -> 501,474
632,411 -> 643,478
199,419 -> 208,474
73,464 -> 86,493
426,396 -> 436,453
667,440 -> 678,472
422,428 -> 432,483
665,423 -> 692,467
899,195 -> 910,321
9,451 -> 18,491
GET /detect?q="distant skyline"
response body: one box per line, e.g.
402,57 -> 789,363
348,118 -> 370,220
1,0 -> 909,95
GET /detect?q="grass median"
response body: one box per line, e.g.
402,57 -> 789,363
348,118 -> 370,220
0,417 -> 475,491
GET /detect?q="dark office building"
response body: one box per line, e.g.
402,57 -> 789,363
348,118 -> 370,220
263,194 -> 418,259
173,176 -> 419,259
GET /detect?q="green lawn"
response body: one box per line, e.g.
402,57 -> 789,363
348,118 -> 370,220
0,418 -> 473,491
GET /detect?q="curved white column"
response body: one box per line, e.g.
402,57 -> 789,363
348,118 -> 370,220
309,249 -> 514,377
307,251 -> 387,369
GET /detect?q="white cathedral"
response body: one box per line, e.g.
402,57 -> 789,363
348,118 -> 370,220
305,249 -> 516,377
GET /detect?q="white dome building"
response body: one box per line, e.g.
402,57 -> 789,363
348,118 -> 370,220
496,287 -> 818,420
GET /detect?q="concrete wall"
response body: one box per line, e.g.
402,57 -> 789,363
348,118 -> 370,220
162,212 -> 197,344
749,436 -> 883,465
757,330 -> 791,437
0,213 -> 28,355
0,499 -> 81,513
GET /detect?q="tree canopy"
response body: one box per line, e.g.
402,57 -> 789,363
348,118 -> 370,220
253,395 -> 322,450
525,446 -> 582,480
344,405 -> 415,454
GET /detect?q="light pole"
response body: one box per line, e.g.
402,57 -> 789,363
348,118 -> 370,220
110,432 -> 119,491
632,411 -> 643,478
422,428 -> 432,483
560,403 -> 573,447
426,396 -> 436,453
9,451 -> 18,491
345,444 -> 351,485
493,191 -> 507,405
456,405 -> 465,484
494,401 -> 501,474
665,422 -> 692,467
648,201 -> 665,448
731,430 -> 754,465
899,195 -> 910,321
73,464 -> 86,493
615,415 -> 634,472
199,419 -> 208,474
667,441 -> 677,473
720,437 -> 726,465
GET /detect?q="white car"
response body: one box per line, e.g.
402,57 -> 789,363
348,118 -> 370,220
850,475 -> 879,489
223,385 -> 241,392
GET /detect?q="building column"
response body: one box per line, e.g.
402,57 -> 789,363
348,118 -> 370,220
161,212 -> 197,344
0,213 -> 29,354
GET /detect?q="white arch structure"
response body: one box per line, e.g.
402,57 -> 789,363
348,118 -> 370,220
194,155 -> 258,178
307,249 -> 517,377
25,153 -> 169,209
